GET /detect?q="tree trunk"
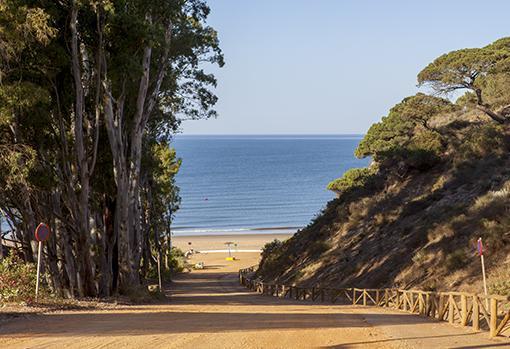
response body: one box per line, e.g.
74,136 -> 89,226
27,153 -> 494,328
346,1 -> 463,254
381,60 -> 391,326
101,19 -> 173,294
70,1 -> 95,297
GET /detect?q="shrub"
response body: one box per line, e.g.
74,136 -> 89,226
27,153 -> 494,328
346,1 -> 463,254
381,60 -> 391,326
445,248 -> 468,270
146,247 -> 187,280
308,240 -> 330,256
378,147 -> 440,171
489,267 -> 510,296
490,279 -> 510,296
258,239 -> 286,277
327,167 -> 376,194
456,124 -> 509,161
0,255 -> 38,303
261,239 -> 284,260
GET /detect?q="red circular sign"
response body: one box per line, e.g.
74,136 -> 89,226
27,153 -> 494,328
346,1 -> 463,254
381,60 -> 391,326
35,223 -> 51,242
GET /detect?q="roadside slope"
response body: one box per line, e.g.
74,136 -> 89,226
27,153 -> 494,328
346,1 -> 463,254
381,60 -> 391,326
257,124 -> 510,294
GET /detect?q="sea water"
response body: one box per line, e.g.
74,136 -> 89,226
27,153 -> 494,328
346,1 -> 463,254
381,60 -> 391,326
172,135 -> 369,236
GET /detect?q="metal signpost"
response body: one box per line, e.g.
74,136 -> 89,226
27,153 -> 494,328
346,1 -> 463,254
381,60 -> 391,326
35,223 -> 51,302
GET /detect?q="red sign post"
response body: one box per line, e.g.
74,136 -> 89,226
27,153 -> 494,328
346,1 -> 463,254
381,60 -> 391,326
35,223 -> 51,302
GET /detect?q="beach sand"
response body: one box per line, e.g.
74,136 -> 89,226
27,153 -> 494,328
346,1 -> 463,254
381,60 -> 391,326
172,233 -> 293,253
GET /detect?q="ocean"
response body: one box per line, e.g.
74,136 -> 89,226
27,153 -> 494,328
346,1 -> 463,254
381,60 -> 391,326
172,135 -> 369,236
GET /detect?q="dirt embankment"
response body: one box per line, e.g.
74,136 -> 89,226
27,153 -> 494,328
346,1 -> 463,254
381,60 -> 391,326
257,130 -> 510,295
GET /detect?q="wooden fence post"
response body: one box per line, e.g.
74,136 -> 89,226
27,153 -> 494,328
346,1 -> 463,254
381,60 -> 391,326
490,298 -> 498,337
473,295 -> 480,331
438,294 -> 445,320
448,295 -> 454,324
236,268 -> 510,339
461,294 -> 468,326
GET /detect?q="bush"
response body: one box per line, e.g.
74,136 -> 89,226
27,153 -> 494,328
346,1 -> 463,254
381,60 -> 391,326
308,240 -> 330,256
489,267 -> 510,296
490,279 -> 510,296
327,167 -> 376,193
457,124 -> 509,161
0,255 -> 37,303
261,239 -> 284,260
380,148 -> 440,171
146,247 -> 187,280
258,239 -> 286,277
167,247 -> 187,273
445,248 -> 468,270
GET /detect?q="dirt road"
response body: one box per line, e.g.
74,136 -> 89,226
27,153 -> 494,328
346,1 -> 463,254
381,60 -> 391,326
0,253 -> 508,348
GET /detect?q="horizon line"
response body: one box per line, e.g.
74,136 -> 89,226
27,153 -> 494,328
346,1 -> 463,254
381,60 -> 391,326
175,133 -> 365,136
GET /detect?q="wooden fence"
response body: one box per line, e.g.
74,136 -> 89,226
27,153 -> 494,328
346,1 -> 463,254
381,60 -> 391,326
239,266 -> 510,338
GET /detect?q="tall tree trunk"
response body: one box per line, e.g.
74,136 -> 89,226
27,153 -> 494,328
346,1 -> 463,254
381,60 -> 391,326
70,1 -> 95,297
102,19 -> 172,293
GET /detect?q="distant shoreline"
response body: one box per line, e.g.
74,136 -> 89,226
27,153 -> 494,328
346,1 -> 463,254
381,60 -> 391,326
172,233 -> 293,252
172,226 -> 301,236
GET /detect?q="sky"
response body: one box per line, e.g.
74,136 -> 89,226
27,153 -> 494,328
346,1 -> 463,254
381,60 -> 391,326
180,0 -> 510,135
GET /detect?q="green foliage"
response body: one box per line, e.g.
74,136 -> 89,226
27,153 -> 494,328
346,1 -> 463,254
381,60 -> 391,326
327,167 -> 376,193
489,279 -> 510,296
257,239 -> 288,277
166,247 -> 187,274
308,240 -> 330,256
146,247 -> 187,280
355,115 -> 413,159
417,47 -> 510,94
457,124 -> 509,161
456,92 -> 477,108
445,249 -> 468,270
478,73 -> 510,109
261,239 -> 284,260
0,255 -> 38,303
0,1 -> 56,64
355,94 -> 451,162
418,37 -> 510,123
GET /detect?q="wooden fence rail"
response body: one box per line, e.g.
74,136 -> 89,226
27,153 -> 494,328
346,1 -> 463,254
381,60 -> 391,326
239,266 -> 510,338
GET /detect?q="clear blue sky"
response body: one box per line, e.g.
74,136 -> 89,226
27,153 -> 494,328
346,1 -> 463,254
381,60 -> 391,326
181,0 -> 510,135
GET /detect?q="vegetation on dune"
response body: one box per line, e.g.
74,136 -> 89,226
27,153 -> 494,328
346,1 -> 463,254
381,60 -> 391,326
327,167 -> 377,195
0,0 -> 222,298
258,37 -> 510,296
0,255 -> 38,303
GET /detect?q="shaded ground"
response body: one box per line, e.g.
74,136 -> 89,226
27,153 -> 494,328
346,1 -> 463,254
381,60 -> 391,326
0,253 -> 508,348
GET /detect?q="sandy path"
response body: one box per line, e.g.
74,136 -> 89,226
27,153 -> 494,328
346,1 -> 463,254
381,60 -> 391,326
0,253 -> 508,348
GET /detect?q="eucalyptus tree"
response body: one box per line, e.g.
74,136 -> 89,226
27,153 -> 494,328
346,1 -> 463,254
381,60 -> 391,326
91,0 -> 223,290
0,0 -> 222,297
0,0 -> 56,262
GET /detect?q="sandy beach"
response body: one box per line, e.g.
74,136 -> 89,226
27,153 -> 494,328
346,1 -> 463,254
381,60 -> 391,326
172,233 -> 293,253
